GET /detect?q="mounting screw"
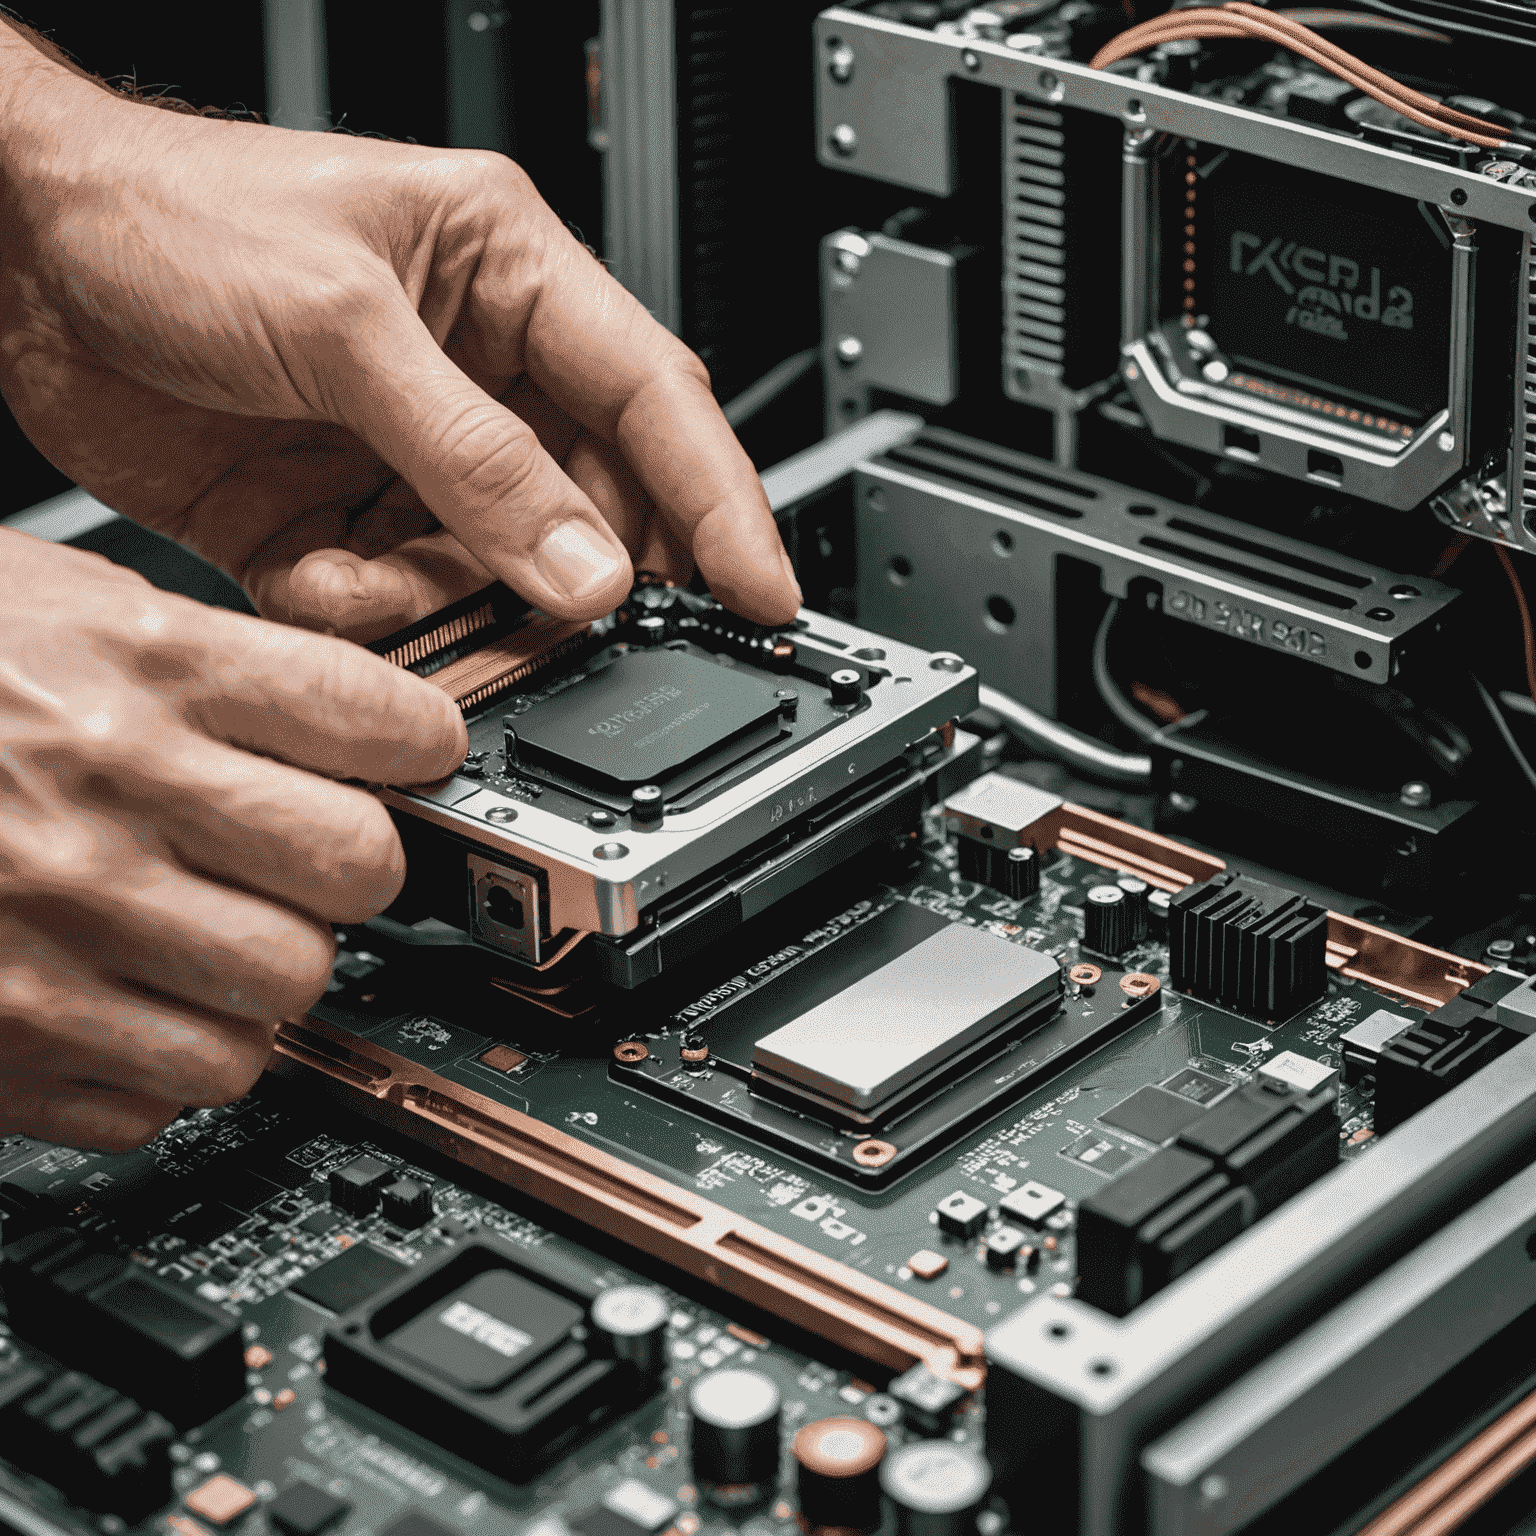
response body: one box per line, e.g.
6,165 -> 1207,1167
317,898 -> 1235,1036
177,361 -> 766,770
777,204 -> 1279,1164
961,47 -> 981,71
1488,938 -> 1517,961
829,123 -> 858,157
1168,792 -> 1199,814
485,805 -> 518,824
775,688 -> 800,721
836,335 -> 864,366
828,43 -> 855,83
829,668 -> 863,707
1400,780 -> 1432,808
1199,1476 -> 1229,1505
1450,186 -> 1468,206
636,614 -> 666,645
631,784 -> 664,823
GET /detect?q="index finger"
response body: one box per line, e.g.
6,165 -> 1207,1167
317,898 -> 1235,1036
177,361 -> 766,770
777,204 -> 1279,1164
518,235 -> 803,625
170,599 -> 468,784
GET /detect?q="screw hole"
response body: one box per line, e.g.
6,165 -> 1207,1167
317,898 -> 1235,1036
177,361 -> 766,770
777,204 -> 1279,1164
985,594 -> 1016,632
1046,1321 -> 1073,1340
888,555 -> 914,587
1450,187 -> 1468,206
1089,1359 -> 1117,1378
1354,650 -> 1371,670
992,529 -> 1015,556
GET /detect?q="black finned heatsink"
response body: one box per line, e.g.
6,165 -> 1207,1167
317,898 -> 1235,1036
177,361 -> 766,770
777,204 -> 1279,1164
1168,874 -> 1329,1021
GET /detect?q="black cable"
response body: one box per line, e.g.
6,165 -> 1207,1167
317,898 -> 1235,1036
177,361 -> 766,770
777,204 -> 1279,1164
1091,599 -> 1162,745
1471,673 -> 1536,795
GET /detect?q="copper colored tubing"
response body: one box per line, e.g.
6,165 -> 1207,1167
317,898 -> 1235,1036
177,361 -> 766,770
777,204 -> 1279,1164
1088,5 -> 1506,146
1357,1390 -> 1536,1536
1495,545 -> 1536,706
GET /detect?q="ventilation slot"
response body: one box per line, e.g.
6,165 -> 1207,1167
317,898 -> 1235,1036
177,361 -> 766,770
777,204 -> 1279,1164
1006,99 -> 1069,378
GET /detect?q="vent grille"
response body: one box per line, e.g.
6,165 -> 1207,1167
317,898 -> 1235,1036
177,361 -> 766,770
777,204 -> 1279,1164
1522,233 -> 1536,524
1006,97 -> 1069,379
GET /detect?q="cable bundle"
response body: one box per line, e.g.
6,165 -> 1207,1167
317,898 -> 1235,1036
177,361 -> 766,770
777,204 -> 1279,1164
1088,2 -> 1508,147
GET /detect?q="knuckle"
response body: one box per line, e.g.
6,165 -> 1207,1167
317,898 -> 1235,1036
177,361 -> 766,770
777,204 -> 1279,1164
258,920 -> 336,1018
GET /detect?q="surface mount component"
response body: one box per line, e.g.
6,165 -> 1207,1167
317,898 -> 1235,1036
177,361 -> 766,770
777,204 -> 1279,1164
752,922 -> 1060,1114
1168,874 -> 1329,1021
376,587 -> 977,964
1339,1006 -> 1417,1084
323,1239 -> 654,1477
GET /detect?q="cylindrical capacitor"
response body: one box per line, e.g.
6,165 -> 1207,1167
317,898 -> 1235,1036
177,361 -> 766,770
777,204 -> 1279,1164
880,1443 -> 992,1536
689,1368 -> 782,1497
1084,883 -> 1132,956
794,1417 -> 887,1530
1002,845 -> 1039,901
631,784 -> 664,824
1115,875 -> 1150,943
829,668 -> 863,706
589,1285 -> 669,1380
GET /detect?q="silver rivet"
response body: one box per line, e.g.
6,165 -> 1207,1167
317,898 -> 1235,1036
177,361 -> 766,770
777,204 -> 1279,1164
830,123 -> 858,157
593,842 -> 629,860
828,44 -> 855,83
836,335 -> 864,366
485,806 -> 517,824
1400,781 -> 1432,808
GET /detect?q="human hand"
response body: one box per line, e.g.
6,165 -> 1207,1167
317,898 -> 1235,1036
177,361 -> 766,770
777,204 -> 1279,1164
0,531 -> 467,1151
0,26 -> 802,644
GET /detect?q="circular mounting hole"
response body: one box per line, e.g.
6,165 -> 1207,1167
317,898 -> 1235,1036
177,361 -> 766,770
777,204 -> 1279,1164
1450,187 -> 1468,206
1127,503 -> 1157,517
1124,97 -> 1145,121
1038,69 -> 1063,101
1089,1359 -> 1117,1378
852,1139 -> 897,1167
853,646 -> 887,661
1388,583 -> 1421,600
984,594 -> 1017,633
484,805 -> 517,824
961,47 -> 981,71
1353,651 -> 1372,670
930,654 -> 966,672
840,397 -> 860,416
992,530 -> 1015,556
1046,1321 -> 1073,1341
593,841 -> 630,860
888,555 -> 914,587
1529,201 -> 1536,224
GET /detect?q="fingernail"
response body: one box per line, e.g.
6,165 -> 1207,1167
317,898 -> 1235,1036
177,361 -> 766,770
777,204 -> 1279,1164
534,520 -> 626,601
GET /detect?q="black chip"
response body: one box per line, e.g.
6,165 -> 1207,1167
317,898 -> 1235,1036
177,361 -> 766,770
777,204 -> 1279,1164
1162,1068 -> 1231,1106
1100,1085 -> 1209,1145
290,1244 -> 408,1314
210,1260 -> 241,1284
385,1269 -> 583,1390
301,1210 -> 343,1237
514,650 -> 782,790
268,1483 -> 351,1536
260,1233 -> 295,1256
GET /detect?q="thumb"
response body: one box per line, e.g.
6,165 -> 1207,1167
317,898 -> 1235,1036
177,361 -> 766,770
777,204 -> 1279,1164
325,297 -> 634,620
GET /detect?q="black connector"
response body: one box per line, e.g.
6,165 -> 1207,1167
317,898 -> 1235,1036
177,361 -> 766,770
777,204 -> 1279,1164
0,1337 -> 174,1517
0,1228 -> 243,1428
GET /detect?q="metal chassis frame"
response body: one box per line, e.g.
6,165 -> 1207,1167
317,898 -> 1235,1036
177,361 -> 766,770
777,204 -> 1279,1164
983,1031 -> 1536,1536
813,9 -> 1535,515
1141,1155 -> 1536,1535
381,611 -> 977,938
851,428 -> 1460,715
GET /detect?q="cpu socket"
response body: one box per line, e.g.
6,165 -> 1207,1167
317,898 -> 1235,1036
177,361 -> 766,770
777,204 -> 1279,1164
1119,143 -> 1517,510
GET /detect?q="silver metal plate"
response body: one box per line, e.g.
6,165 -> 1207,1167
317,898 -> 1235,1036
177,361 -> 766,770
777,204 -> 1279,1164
752,924 -> 1060,1109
